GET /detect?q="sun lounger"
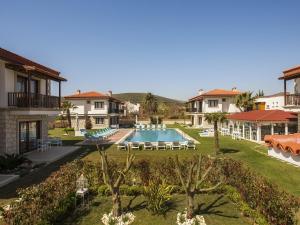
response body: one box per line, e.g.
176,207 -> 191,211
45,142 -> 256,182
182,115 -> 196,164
171,141 -> 181,150
157,141 -> 166,150
131,142 -> 140,150
117,142 -> 127,150
143,142 -> 153,150
199,129 -> 214,137
146,124 -> 151,130
162,124 -> 166,130
151,124 -> 156,130
184,140 -> 196,150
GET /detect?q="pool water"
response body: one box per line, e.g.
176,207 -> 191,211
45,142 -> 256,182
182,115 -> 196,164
126,129 -> 187,142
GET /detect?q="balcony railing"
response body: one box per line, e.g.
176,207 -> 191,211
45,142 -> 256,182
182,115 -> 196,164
286,94 -> 300,106
8,92 -> 60,108
186,108 -> 202,113
108,108 -> 120,114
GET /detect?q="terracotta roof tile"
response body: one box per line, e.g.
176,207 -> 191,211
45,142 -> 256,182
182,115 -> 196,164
264,133 -> 300,155
279,65 -> 300,80
64,91 -> 121,102
188,89 -> 241,101
227,110 -> 297,122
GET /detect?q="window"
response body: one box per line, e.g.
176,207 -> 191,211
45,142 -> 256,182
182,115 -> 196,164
95,117 -> 105,124
94,101 -> 104,109
87,100 -> 91,104
208,100 -> 218,107
222,98 -> 226,102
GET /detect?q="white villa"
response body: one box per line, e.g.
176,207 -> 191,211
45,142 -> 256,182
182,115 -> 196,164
0,48 -> 66,155
186,88 -> 241,128
255,92 -> 286,111
64,90 -> 123,129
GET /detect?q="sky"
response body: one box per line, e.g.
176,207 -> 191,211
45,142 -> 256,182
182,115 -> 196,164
1,0 -> 300,100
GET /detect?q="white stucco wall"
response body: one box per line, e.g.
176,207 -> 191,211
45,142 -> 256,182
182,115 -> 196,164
256,96 -> 285,110
0,61 -> 6,108
68,99 -> 110,115
202,97 -> 239,113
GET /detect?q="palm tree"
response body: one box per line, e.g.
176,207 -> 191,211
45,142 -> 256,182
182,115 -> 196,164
204,112 -> 227,155
62,100 -> 77,128
143,92 -> 158,117
235,92 -> 255,112
255,89 -> 264,97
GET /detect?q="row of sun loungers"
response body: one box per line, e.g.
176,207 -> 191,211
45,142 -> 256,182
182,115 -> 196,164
117,140 -> 196,150
135,124 -> 166,130
84,128 -> 118,142
199,128 -> 214,137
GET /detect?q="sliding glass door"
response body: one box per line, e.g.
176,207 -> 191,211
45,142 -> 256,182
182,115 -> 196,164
19,121 -> 41,154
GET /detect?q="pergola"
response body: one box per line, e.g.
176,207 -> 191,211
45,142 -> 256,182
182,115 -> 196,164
225,110 -> 297,142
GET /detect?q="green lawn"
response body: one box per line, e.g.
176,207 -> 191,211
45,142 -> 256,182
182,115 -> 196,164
62,194 -> 250,225
84,124 -> 300,197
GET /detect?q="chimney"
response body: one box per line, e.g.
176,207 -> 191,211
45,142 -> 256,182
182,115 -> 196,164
232,87 -> 237,92
108,90 -> 112,97
198,89 -> 204,95
76,89 -> 81,94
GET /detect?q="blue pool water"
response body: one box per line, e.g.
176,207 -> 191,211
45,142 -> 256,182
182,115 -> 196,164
126,129 -> 187,142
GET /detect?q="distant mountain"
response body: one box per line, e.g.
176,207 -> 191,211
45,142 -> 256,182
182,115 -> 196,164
112,93 -> 184,104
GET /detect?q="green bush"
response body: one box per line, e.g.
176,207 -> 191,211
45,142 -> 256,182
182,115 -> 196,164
98,185 -> 111,196
0,154 -> 27,172
3,160 -> 83,225
143,180 -> 173,215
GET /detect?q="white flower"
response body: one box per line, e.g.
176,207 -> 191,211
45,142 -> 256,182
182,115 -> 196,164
176,211 -> 206,225
101,212 -> 135,225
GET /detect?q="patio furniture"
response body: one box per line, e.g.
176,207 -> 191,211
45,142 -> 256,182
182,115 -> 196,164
146,124 -> 151,130
157,141 -> 166,150
143,142 -> 153,150
221,128 -> 230,136
232,131 -> 242,140
184,140 -> 196,150
47,137 -> 63,146
131,142 -> 140,150
199,129 -> 214,137
151,124 -> 156,130
117,142 -> 127,150
162,124 -> 166,130
157,124 -> 162,130
37,139 -> 49,152
171,141 -> 181,150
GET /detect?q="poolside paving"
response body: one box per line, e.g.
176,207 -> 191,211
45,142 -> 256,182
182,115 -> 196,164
77,129 -> 133,145
25,146 -> 81,164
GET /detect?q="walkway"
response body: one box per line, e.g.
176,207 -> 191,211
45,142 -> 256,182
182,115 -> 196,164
25,146 -> 81,164
77,129 -> 133,145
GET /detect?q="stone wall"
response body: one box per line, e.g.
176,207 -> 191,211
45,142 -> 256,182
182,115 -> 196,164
0,110 -> 49,155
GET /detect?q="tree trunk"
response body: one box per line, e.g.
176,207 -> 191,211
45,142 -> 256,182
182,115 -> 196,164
186,191 -> 195,219
112,189 -> 122,217
67,109 -> 72,128
214,121 -> 219,155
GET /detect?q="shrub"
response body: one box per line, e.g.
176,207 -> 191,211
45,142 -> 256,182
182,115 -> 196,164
3,160 -> 83,225
143,179 -> 173,215
219,158 -> 300,225
0,154 -> 27,172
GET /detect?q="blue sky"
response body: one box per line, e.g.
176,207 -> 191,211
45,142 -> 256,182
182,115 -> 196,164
1,0 -> 300,100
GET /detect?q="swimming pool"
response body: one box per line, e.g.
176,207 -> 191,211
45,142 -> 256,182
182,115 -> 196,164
125,129 -> 187,142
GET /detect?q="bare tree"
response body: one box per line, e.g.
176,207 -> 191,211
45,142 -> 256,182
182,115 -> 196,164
174,154 -> 222,219
97,145 -> 135,217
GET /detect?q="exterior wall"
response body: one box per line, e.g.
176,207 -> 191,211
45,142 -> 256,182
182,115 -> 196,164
256,96 -> 285,110
294,78 -> 300,94
71,115 -> 110,129
0,110 -> 49,155
68,99 -> 110,115
202,97 -> 240,113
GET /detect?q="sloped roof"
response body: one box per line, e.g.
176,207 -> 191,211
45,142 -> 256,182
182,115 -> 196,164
279,65 -> 300,80
64,91 -> 121,102
188,89 -> 241,101
265,133 -> 300,155
0,47 -> 66,81
227,110 -> 297,122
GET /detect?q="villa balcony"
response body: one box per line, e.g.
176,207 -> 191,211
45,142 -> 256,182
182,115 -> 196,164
186,108 -> 202,113
286,94 -> 300,106
8,92 -> 60,109
108,108 -> 120,114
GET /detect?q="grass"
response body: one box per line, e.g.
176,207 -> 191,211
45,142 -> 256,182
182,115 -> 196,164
84,124 -> 300,197
62,194 -> 250,225
2,126 -> 300,225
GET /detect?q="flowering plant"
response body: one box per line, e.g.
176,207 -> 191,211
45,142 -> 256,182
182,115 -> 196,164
177,211 -> 206,225
101,212 -> 135,225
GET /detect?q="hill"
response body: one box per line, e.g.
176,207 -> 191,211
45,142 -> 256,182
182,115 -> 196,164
112,93 -> 184,104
